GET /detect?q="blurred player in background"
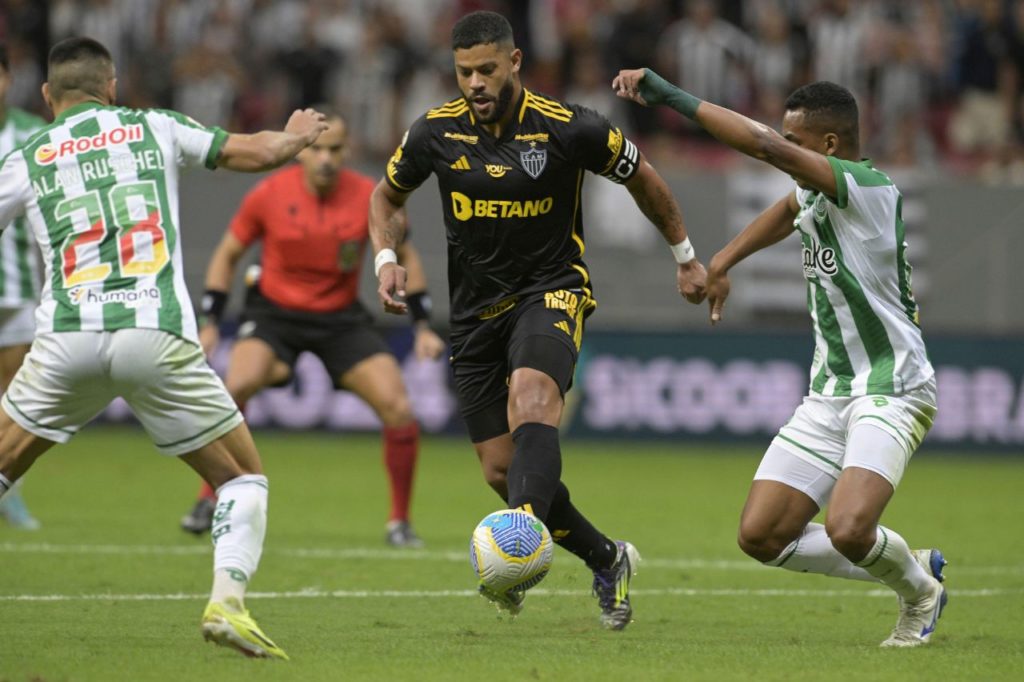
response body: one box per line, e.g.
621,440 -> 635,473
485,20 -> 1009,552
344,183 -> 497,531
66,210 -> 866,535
614,68 -> 946,647
0,43 -> 44,530
0,36 -> 331,658
371,11 -> 706,629
181,110 -> 445,547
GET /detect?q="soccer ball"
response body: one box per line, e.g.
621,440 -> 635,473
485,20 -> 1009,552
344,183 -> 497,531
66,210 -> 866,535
470,509 -> 554,593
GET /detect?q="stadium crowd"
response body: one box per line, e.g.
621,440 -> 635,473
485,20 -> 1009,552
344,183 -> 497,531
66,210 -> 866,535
2,0 -> 1023,181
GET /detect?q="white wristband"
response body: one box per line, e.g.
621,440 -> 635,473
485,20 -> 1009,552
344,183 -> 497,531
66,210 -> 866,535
374,248 -> 398,276
670,237 -> 696,264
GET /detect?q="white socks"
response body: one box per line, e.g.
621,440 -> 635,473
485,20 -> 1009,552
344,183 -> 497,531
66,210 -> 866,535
766,522 -> 933,600
209,474 -> 269,606
855,525 -> 933,601
0,473 -> 11,499
766,523 -> 877,582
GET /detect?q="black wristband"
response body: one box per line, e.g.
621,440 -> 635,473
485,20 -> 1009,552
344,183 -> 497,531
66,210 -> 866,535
200,289 -> 228,323
406,291 -> 432,323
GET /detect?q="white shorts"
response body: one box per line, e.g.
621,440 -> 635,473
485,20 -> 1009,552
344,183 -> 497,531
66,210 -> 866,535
757,380 -> 937,496
1,329 -> 243,456
0,304 -> 36,347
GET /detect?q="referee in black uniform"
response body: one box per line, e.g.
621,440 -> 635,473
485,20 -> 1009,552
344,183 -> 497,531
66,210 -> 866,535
369,11 -> 707,630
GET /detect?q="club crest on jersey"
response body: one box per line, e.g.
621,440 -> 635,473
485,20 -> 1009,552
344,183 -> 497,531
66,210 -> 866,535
34,124 -> 145,166
520,143 -> 547,179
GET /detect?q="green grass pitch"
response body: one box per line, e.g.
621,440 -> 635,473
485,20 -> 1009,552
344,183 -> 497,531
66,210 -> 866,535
1,426 -> 1022,681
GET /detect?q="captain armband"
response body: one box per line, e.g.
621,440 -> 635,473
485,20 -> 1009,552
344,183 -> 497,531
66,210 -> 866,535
603,137 -> 640,184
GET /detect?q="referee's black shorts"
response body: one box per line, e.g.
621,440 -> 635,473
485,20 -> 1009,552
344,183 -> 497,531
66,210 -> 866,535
450,288 -> 595,443
237,288 -> 390,388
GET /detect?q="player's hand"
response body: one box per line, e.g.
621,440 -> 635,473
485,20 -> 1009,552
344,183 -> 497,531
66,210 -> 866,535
413,323 -> 446,361
377,262 -> 409,315
677,259 -> 707,305
286,107 -> 329,145
199,323 -> 220,358
612,69 -> 649,106
706,260 -> 731,325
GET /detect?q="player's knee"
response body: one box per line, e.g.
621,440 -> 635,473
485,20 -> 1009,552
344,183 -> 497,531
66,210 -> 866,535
737,521 -> 790,563
377,393 -> 414,428
825,520 -> 875,562
508,384 -> 559,425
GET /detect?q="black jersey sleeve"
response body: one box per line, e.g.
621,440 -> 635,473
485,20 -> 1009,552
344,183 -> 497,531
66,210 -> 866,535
385,116 -> 433,192
566,105 -> 640,185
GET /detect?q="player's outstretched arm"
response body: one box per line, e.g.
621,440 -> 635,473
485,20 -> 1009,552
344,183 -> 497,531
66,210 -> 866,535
623,156 -> 707,305
197,232 -> 249,356
613,68 -> 837,198
216,108 -> 329,173
369,179 -> 413,315
706,193 -> 799,325
397,240 -> 445,361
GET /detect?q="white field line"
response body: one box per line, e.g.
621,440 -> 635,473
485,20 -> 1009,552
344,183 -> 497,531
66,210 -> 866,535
2,542 -> 1023,576
0,586 -> 1020,603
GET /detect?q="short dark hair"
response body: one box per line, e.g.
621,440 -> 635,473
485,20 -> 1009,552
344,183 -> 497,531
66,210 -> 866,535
47,37 -> 114,101
451,11 -> 514,51
784,81 -> 859,146
0,44 -> 8,73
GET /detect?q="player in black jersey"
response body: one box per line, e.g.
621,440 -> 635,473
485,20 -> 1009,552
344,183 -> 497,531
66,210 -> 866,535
369,10 -> 707,629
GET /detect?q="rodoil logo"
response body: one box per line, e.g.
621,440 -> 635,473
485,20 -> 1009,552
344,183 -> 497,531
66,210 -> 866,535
34,125 -> 145,166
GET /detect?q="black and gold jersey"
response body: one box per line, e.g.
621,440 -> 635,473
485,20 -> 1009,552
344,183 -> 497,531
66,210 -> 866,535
385,88 -> 640,325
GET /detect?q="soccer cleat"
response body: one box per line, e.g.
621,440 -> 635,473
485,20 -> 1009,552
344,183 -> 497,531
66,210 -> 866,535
880,548 -> 948,648
385,519 -> 424,548
201,598 -> 289,660
478,584 -> 525,618
592,541 -> 641,630
180,496 -> 215,535
0,489 -> 41,530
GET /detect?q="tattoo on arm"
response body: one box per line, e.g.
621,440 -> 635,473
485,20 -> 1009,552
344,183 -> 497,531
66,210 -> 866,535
632,181 -> 684,241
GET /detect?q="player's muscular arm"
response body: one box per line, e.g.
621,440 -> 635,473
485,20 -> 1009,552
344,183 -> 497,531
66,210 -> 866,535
624,158 -> 707,304
217,108 -> 328,172
624,158 -> 689,245
369,179 -> 413,314
706,193 -> 799,325
613,69 -> 837,197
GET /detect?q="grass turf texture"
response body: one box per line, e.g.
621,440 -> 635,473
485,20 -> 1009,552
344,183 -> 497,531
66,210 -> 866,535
1,426 -> 1022,681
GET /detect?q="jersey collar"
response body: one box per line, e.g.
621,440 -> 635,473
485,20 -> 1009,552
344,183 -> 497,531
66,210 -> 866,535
54,100 -> 106,124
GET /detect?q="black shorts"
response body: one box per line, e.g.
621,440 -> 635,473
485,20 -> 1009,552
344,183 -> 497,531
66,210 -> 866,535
449,288 -> 596,442
238,288 -> 390,389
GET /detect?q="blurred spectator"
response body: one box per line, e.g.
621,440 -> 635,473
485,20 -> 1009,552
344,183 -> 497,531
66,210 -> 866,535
805,0 -> 870,99
875,24 -> 932,166
0,0 -> 1017,182
566,48 -> 621,119
658,0 -> 756,111
948,0 -> 1015,162
172,28 -> 244,127
607,0 -> 671,136
1,38 -> 43,114
749,0 -> 806,121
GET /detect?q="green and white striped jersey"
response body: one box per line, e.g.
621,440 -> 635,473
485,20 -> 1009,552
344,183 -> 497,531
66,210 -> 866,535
0,107 -> 46,307
0,102 -> 227,343
795,157 -> 933,397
